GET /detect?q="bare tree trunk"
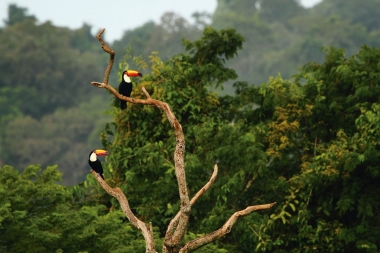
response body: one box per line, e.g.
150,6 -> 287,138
90,28 -> 276,253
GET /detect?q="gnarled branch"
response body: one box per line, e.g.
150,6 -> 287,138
165,164 -> 218,243
90,170 -> 156,252
96,29 -> 115,84
92,30 -> 190,252
91,28 -> 276,253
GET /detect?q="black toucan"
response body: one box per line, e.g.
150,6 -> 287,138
88,149 -> 109,179
119,70 -> 143,110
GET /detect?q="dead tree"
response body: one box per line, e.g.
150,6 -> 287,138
90,29 -> 276,253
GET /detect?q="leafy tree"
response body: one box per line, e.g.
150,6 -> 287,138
259,0 -> 305,24
0,5 -> 109,183
230,45 -> 380,252
111,12 -> 204,86
100,27 -> 245,226
3,2 -> 380,251
210,0 -> 380,88
95,30 -> 380,252
0,7 -> 105,118
212,0 -> 259,28
312,0 -> 380,32
4,4 -> 36,26
212,0 -> 295,87
0,86 -> 23,166
0,164 -> 163,252
2,96 -> 111,185
86,27 -> 279,252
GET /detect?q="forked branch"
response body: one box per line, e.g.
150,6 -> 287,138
92,29 -> 190,252
165,164 -> 218,242
91,28 -> 276,253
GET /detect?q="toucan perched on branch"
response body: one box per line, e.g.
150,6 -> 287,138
119,70 -> 143,110
88,149 -> 109,179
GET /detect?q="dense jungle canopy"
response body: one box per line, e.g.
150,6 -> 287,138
1,0 -> 380,252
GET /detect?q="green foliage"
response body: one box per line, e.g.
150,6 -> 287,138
259,0 -> 306,24
4,0 -> 380,185
111,12 -> 203,86
312,0 -> 380,32
183,232 -> 229,253
182,27 -> 244,88
99,27 -> 251,251
244,45 -> 380,252
2,96 -> 111,185
0,165 -> 162,253
112,0 -> 380,92
97,25 -> 380,252
0,87 -> 23,123
4,4 -> 37,26
0,18 -> 105,118
210,0 -> 380,88
3,2 -> 380,252
0,5 -> 109,185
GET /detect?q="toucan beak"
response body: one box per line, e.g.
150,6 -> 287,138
95,149 -> 109,156
126,70 -> 143,77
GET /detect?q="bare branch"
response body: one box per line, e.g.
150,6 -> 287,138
165,164 -> 218,243
179,202 -> 277,253
92,81 -> 191,249
91,81 -> 156,106
142,87 -> 151,99
190,164 -> 218,205
244,174 -> 257,193
92,29 -> 276,253
92,30 -> 190,251
95,29 -> 115,84
90,170 -> 156,252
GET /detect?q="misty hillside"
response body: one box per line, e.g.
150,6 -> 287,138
1,0 -> 379,185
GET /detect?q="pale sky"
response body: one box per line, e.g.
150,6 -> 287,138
0,0 -> 322,42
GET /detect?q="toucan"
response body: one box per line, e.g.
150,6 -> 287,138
88,149 -> 109,179
119,70 -> 143,110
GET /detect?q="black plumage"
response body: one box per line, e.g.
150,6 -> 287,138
88,150 -> 105,179
119,71 -> 132,110
118,70 -> 142,110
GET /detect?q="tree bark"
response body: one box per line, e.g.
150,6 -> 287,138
179,202 -> 277,253
90,170 -> 156,253
95,28 -> 114,84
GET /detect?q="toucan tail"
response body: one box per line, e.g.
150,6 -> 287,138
120,101 -> 127,110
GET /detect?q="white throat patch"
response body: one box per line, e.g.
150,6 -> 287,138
89,152 -> 97,162
123,74 -> 131,83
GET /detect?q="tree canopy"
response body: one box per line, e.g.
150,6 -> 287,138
1,1 -> 380,251
92,28 -> 380,251
3,1 -> 380,184
3,33 -> 380,252
0,165 -> 160,252
0,4 -> 110,184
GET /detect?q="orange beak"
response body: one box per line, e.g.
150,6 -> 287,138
95,149 -> 109,156
126,70 -> 143,77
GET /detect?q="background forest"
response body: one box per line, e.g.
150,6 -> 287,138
1,0 -> 380,252
1,0 -> 380,184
